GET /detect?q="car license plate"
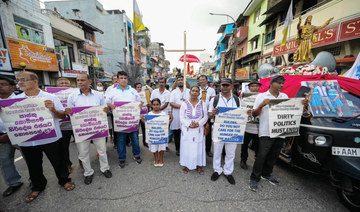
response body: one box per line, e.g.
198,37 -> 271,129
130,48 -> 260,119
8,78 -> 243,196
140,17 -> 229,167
332,147 -> 360,157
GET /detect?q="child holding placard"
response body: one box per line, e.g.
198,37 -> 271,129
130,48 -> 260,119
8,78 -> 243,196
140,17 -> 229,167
142,98 -> 172,167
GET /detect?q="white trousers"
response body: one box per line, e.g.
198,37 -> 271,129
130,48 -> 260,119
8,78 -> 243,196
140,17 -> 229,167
76,138 -> 109,176
213,142 -> 237,175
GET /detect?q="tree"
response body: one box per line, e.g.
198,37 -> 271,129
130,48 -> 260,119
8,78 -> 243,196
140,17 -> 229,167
116,62 -> 144,87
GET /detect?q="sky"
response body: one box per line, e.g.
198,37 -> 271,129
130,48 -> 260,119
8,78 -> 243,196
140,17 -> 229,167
97,0 -> 251,71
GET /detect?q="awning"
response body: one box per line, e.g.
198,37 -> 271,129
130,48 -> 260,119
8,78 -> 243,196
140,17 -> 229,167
263,0 -> 297,15
71,19 -> 104,34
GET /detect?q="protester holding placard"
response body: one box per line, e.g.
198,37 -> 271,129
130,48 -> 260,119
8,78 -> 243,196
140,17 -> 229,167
14,71 -> 75,203
106,71 -> 143,168
135,82 -> 149,148
142,98 -> 172,167
169,75 -> 190,156
249,75 -> 290,192
240,79 -> 262,170
150,77 -> 171,150
208,78 -> 242,185
0,77 -> 23,197
56,77 -> 73,174
66,73 -> 112,185
179,86 -> 208,175
198,75 -> 216,158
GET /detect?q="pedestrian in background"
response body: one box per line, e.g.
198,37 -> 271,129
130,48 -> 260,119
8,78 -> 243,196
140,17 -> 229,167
169,75 -> 190,156
56,77 -> 73,174
240,80 -> 261,170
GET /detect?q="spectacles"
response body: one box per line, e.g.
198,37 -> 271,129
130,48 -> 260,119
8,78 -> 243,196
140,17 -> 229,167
16,78 -> 33,83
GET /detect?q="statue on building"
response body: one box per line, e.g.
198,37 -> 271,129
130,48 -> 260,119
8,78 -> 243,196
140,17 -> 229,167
294,15 -> 334,63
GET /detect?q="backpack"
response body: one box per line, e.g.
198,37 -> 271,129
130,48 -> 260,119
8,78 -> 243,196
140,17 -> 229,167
213,94 -> 240,108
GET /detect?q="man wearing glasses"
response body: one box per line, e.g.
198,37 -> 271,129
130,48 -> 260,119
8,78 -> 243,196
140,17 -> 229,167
14,71 -> 75,203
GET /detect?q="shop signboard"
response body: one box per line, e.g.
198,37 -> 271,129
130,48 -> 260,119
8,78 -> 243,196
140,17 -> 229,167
0,48 -> 12,71
235,66 -> 249,80
62,64 -> 88,78
7,38 -> 58,72
338,16 -> 360,42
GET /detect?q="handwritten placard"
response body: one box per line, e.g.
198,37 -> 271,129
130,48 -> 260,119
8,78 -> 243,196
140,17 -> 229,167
70,106 -> 109,142
145,115 -> 169,144
0,97 -> 57,145
212,107 -> 248,144
113,102 -> 140,132
268,98 -> 303,138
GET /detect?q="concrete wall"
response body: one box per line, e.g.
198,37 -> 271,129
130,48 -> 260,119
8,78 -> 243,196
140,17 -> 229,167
247,0 -> 267,55
45,0 -> 127,74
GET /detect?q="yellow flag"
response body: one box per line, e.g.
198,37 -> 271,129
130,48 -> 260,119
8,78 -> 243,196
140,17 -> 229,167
133,0 -> 146,33
281,0 -> 293,46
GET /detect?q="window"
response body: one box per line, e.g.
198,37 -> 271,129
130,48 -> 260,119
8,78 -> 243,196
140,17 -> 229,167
14,15 -> 44,45
265,22 -> 276,43
252,39 -> 258,51
54,39 -> 75,70
253,8 -> 261,23
84,31 -> 93,41
238,48 -> 244,58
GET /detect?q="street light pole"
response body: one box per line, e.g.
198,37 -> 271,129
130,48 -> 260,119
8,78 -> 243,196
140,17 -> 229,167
209,13 -> 236,23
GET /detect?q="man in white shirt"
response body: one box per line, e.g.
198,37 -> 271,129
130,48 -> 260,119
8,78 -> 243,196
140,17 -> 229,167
240,80 -> 262,170
15,71 -> 75,203
104,75 -> 118,98
169,75 -> 190,156
66,73 -> 112,185
208,78 -> 241,185
198,75 -> 216,157
106,71 -> 143,168
56,78 -> 73,174
249,75 -> 289,192
0,77 -> 23,197
150,77 -> 170,114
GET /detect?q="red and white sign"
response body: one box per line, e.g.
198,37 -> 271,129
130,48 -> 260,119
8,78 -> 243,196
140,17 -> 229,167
338,17 -> 360,42
62,64 -> 88,78
0,48 -> 12,71
156,72 -> 162,77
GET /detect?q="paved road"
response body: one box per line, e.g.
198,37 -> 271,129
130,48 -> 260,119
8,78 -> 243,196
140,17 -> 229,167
0,136 -> 349,211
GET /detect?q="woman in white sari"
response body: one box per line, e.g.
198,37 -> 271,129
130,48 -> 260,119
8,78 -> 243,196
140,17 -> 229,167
179,86 -> 208,175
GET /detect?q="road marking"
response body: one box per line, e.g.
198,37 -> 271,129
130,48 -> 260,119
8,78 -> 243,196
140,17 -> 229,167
15,156 -> 23,162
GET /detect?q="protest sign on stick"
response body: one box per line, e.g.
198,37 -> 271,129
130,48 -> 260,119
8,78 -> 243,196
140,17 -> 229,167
138,90 -> 149,115
70,106 -> 109,142
212,107 -> 248,144
113,102 -> 140,132
268,98 -> 304,138
145,115 -> 169,144
0,97 -> 57,145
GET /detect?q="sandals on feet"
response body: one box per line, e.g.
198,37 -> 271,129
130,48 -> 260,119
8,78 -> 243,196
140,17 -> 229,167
182,167 -> 189,174
25,191 -> 41,203
64,181 -> 75,191
197,167 -> 204,175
